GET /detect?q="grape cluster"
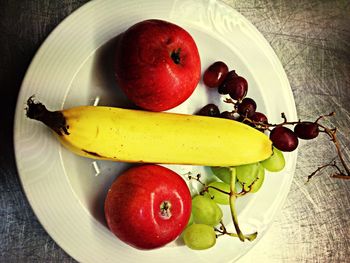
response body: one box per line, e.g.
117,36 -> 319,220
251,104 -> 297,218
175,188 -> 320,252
182,147 -> 285,250
200,61 -> 323,153
183,61 -> 319,251
183,61 -> 349,250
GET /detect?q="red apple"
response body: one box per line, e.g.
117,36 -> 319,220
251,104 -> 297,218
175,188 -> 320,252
104,164 -> 192,249
114,19 -> 201,111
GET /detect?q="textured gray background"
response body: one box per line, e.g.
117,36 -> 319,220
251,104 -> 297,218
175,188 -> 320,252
1,0 -> 349,262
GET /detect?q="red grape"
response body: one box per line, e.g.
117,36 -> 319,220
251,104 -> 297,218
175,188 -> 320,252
218,72 -> 248,100
270,126 -> 298,152
197,104 -> 220,117
203,61 -> 229,88
251,112 -> 268,124
294,122 -> 319,139
251,112 -> 268,131
228,76 -> 248,100
218,71 -> 238,95
237,98 -> 256,118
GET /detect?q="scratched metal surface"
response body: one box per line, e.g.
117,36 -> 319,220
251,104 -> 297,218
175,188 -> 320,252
1,0 -> 349,262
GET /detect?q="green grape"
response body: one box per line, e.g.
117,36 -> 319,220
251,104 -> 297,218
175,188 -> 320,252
182,224 -> 216,250
248,164 -> 265,193
192,195 -> 223,226
236,162 -> 260,186
205,181 -> 230,205
210,166 -> 232,184
261,147 -> 285,172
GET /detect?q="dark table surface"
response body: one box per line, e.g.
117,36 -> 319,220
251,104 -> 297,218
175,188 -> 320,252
1,0 -> 349,262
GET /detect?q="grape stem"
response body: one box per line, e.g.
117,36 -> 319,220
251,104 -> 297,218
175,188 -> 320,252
186,173 -> 247,197
228,168 -> 257,242
321,127 -> 350,177
186,172 -> 257,241
187,173 -> 231,195
203,186 -> 230,196
307,160 -> 349,181
215,221 -> 257,241
307,127 -> 350,181
268,113 -> 349,180
242,112 -> 302,130
224,98 -> 350,180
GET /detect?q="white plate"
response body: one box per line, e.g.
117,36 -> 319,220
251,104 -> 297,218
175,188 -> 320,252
14,0 -> 297,262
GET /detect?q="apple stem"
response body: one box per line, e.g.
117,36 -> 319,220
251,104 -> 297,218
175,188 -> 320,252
160,201 -> 172,219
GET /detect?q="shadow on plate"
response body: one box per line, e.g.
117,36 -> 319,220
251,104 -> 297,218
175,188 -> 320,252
89,33 -> 138,109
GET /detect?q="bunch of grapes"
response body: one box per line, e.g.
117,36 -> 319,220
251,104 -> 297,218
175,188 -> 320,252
182,148 -> 285,250
201,62 -> 349,180
199,61 -> 327,152
182,61 -> 349,250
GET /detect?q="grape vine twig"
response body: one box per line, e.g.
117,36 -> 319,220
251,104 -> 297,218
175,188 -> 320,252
224,96 -> 350,181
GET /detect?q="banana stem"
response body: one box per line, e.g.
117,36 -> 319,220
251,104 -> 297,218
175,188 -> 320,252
26,96 -> 69,135
229,167 -> 257,242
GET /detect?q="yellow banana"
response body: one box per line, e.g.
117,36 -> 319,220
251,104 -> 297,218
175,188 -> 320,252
26,97 -> 272,166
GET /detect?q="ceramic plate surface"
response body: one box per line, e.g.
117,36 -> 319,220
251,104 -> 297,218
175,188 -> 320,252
14,0 -> 297,262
